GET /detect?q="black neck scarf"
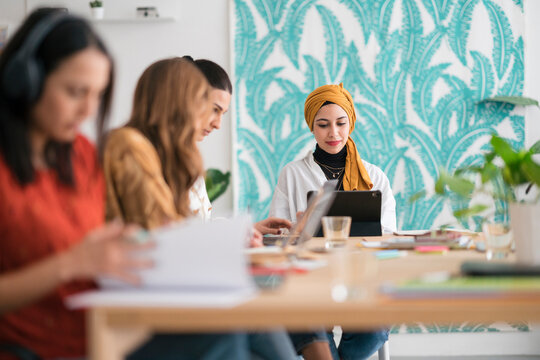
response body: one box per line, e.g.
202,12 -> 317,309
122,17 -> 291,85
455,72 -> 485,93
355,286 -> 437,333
313,144 -> 347,189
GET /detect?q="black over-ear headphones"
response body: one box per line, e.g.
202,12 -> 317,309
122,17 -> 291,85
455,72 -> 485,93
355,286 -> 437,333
1,12 -> 75,105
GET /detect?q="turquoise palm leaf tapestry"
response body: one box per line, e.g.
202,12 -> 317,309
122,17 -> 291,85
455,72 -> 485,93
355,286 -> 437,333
231,0 -> 524,230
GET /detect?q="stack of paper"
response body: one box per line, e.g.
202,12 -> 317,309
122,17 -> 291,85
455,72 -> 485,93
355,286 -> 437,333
67,216 -> 257,309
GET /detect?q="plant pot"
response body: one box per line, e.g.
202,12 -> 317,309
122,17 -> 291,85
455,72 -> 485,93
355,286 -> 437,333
91,7 -> 104,19
510,202 -> 540,265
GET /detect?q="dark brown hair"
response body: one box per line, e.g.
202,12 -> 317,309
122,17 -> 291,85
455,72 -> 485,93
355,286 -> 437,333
127,58 -> 208,217
0,7 -> 114,185
183,56 -> 232,94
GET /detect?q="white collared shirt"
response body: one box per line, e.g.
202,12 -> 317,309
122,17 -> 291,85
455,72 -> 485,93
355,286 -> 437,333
269,151 -> 397,233
189,177 -> 212,221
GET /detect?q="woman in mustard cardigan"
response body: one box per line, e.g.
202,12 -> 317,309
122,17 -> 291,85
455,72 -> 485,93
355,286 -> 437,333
103,57 -> 296,360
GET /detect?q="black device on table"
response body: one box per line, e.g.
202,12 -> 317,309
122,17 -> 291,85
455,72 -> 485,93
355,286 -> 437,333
307,190 -> 382,237
461,261 -> 540,276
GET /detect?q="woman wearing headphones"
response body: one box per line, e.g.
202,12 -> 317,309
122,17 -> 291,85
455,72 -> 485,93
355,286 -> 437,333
0,8 -> 248,359
269,83 -> 396,360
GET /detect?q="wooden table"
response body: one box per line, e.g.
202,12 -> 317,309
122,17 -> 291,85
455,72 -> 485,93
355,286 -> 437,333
87,237 -> 540,359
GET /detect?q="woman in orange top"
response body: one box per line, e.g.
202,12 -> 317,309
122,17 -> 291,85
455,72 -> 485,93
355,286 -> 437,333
0,8 -> 248,360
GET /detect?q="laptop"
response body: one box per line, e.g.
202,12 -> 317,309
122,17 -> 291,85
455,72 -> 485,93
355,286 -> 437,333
280,180 -> 338,253
307,190 -> 382,237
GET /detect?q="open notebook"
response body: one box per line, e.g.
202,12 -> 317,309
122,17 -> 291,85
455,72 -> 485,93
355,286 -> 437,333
67,216 -> 257,309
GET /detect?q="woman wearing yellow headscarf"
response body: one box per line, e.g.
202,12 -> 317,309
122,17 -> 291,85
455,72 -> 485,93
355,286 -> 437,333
269,84 -> 395,360
269,83 -> 396,233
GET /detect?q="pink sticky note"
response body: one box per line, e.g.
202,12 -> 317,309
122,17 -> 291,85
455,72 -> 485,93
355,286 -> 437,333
415,245 -> 449,254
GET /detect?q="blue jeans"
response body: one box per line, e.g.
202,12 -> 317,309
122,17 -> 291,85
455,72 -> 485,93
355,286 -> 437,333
127,333 -> 249,360
127,331 -> 297,360
248,331 -> 297,359
288,330 -> 329,354
327,329 -> 389,360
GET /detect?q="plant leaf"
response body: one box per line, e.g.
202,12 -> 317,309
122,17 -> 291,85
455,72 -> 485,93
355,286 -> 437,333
205,169 -> 231,202
455,165 -> 483,176
409,189 -> 427,203
477,96 -> 539,107
481,162 -> 499,184
446,175 -> 475,197
435,173 -> 446,195
490,135 -> 519,164
521,158 -> 540,187
484,151 -> 496,162
436,171 -> 475,197
530,140 -> 540,154
453,204 -> 489,219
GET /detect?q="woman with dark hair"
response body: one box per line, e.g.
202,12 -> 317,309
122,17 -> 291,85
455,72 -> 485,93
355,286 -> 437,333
184,56 -> 293,235
0,9 -> 248,359
0,7 -> 151,358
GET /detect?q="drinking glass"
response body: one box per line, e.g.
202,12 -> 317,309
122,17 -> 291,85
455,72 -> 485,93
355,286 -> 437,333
329,249 -> 377,302
482,221 -> 513,260
322,216 -> 352,249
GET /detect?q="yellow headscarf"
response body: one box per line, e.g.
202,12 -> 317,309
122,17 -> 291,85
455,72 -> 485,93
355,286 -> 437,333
304,83 -> 373,191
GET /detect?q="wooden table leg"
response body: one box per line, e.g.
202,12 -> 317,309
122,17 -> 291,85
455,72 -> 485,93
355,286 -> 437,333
88,308 -> 150,360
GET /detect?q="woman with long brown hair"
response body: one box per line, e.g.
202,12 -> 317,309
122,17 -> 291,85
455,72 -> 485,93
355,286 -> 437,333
104,57 -> 296,360
104,57 -> 207,228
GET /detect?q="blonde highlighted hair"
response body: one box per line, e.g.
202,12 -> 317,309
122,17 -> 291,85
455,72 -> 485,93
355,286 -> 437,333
127,57 -> 209,217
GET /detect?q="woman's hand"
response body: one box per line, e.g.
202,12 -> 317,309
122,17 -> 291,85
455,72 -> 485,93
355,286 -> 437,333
0,221 -> 154,314
254,217 -> 292,235
60,221 -> 154,285
249,228 -> 263,248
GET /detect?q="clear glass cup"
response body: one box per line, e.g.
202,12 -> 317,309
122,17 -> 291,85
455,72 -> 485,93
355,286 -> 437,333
329,249 -> 377,302
482,222 -> 513,260
322,216 -> 352,249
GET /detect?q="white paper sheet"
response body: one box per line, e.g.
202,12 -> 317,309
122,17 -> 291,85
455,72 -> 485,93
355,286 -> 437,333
66,216 -> 257,309
66,288 -> 257,309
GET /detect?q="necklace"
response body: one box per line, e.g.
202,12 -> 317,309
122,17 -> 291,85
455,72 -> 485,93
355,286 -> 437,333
314,158 -> 345,179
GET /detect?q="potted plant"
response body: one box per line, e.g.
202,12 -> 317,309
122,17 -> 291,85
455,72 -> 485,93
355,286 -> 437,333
89,1 -> 104,20
413,96 -> 540,264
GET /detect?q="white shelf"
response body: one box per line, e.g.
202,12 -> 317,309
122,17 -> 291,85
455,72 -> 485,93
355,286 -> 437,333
91,17 -> 175,24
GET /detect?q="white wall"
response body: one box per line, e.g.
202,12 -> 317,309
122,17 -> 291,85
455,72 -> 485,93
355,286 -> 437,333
0,0 -> 234,216
1,0 -> 539,216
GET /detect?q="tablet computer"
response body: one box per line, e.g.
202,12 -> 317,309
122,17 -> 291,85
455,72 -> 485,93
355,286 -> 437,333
307,190 -> 382,237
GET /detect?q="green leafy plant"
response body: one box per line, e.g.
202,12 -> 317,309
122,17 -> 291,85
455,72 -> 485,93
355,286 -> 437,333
205,168 -> 231,202
89,1 -> 103,8
412,96 -> 540,229
435,135 -> 540,224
